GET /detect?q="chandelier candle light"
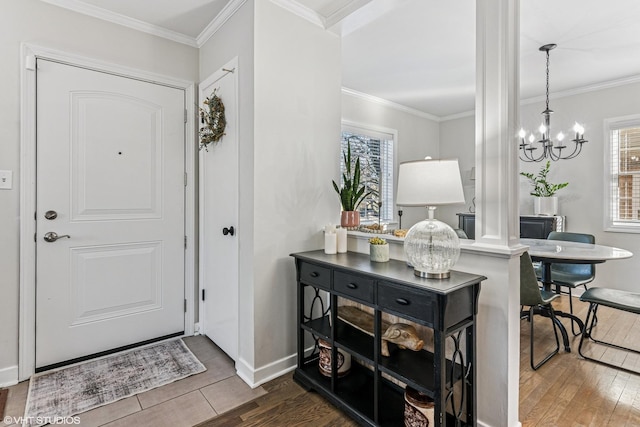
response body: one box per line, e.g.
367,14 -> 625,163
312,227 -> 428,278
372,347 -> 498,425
519,44 -> 588,162
396,159 -> 465,279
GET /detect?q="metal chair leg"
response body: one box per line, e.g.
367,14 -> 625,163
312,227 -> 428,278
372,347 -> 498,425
584,285 -> 598,328
578,303 -> 640,375
562,287 -> 588,336
530,304 -> 560,370
567,288 -> 580,336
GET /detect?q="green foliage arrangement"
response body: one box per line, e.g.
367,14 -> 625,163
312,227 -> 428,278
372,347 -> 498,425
520,160 -> 569,197
369,237 -> 387,245
199,90 -> 226,151
332,140 -> 372,211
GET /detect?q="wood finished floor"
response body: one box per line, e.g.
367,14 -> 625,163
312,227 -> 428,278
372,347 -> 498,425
519,295 -> 640,426
2,296 -> 640,426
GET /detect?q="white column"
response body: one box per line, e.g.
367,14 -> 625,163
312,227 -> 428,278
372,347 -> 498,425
461,0 -> 525,426
475,0 -> 520,247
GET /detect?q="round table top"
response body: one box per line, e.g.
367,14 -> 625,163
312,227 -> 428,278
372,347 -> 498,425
521,238 -> 633,263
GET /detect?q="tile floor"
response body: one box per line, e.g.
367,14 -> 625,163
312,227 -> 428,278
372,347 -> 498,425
1,336 -> 266,427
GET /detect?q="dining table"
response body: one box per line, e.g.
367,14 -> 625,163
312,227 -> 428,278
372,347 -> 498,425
521,238 -> 633,352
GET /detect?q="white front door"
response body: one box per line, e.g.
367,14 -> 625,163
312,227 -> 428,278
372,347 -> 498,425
200,62 -> 239,361
35,59 -> 186,369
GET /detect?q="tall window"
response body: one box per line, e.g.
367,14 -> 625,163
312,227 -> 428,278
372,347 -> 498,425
606,115 -> 640,231
340,125 -> 395,223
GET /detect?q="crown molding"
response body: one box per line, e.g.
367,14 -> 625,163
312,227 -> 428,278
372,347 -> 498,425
41,0 -> 198,47
270,0 -> 325,28
521,74 -> 640,106
196,0 -> 248,47
323,0 -> 372,28
271,0 -> 371,30
440,110 -> 475,122
440,75 -> 640,122
342,87 -> 441,122
344,72 -> 640,123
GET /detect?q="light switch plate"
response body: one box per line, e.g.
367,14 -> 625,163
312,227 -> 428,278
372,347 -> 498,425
0,170 -> 13,189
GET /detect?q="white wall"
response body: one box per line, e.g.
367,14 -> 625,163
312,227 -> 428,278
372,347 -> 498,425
439,81 -> 640,293
438,115 -> 476,229
199,0 -> 342,384
341,93 -> 440,229
252,1 -> 342,372
0,0 -> 198,385
198,0 -> 257,374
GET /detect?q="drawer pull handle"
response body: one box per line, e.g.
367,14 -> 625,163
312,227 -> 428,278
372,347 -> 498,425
310,272 -> 320,278
395,298 -> 410,306
347,283 -> 358,289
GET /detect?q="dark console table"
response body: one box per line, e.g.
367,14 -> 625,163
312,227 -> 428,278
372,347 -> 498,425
457,213 -> 565,240
291,250 -> 485,426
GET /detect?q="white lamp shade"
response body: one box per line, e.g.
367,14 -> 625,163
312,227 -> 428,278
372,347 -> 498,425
396,159 -> 465,206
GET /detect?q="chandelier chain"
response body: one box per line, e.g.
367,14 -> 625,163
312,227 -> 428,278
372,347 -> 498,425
545,49 -> 550,111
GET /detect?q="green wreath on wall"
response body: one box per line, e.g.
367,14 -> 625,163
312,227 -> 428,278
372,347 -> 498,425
199,89 -> 226,151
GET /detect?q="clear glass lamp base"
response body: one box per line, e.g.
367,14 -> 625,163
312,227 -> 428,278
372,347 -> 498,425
403,218 -> 461,280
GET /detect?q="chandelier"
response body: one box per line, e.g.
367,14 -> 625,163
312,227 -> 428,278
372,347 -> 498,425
519,44 -> 587,162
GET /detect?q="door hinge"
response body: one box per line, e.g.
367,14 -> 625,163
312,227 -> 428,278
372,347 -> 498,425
184,299 -> 187,313
184,172 -> 187,187
184,236 -> 187,249
34,233 -> 37,242
34,211 -> 37,220
184,109 -> 188,123
202,289 -> 205,301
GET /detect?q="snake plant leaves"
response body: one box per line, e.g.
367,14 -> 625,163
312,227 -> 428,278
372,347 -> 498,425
332,139 -> 372,211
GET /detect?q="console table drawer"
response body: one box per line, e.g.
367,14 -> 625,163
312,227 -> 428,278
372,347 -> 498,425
299,262 -> 331,290
333,271 -> 374,303
378,283 -> 433,323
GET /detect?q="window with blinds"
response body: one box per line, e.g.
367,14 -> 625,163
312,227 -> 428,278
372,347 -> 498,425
607,115 -> 640,231
340,127 -> 395,223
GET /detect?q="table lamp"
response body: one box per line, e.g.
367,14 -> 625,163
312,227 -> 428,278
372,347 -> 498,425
396,159 -> 465,279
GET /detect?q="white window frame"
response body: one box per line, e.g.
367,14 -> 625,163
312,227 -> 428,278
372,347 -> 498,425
341,120 -> 398,224
604,113 -> 640,233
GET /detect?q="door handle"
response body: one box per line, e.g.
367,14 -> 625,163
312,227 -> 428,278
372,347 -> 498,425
222,226 -> 235,236
43,232 -> 71,242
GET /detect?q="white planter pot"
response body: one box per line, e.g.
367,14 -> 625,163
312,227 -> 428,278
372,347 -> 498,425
370,244 -> 390,262
534,196 -> 558,216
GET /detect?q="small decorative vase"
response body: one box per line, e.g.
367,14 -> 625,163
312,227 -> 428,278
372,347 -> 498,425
404,386 -> 434,427
370,243 -> 389,262
341,211 -> 360,228
534,196 -> 558,216
318,339 -> 351,377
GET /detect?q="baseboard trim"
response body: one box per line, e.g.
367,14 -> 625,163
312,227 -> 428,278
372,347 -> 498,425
478,419 -> 521,427
0,365 -> 19,388
236,352 -> 297,389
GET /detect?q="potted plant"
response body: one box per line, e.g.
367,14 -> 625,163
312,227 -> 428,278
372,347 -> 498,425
332,140 -> 371,228
520,160 -> 568,215
369,237 -> 389,262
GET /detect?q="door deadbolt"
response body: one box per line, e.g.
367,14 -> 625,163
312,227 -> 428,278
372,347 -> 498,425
44,232 -> 71,242
44,210 -> 58,220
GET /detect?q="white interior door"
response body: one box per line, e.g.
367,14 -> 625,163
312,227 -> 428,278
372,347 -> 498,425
200,61 -> 239,361
35,59 -> 186,369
